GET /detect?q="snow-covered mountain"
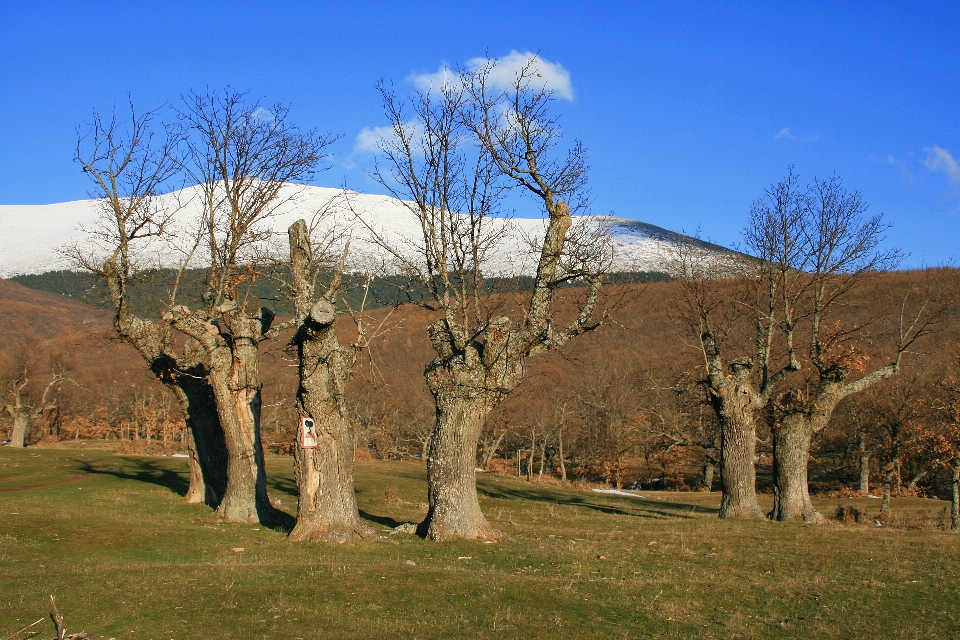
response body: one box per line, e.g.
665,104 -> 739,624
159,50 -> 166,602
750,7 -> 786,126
0,184 -> 729,278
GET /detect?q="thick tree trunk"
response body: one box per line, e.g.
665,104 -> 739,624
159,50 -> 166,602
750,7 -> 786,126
716,401 -> 765,519
207,345 -> 275,524
9,413 -> 29,448
769,417 -> 824,522
172,376 -> 228,506
421,395 -> 504,541
289,304 -> 374,543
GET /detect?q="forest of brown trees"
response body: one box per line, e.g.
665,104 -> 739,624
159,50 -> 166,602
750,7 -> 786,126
5,267 -> 959,505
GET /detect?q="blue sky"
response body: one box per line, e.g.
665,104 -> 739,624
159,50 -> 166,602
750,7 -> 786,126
1,1 -> 958,267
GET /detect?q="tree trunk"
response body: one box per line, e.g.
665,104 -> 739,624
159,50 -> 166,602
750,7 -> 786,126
526,428 -> 536,482
952,457 -> 959,531
905,470 -> 927,496
289,304 -> 374,543
558,429 -> 567,483
169,374 -> 228,507
9,413 -> 29,448
858,433 -> 870,495
701,460 -> 715,492
880,463 -> 896,514
481,428 -> 508,470
537,438 -> 547,482
421,394 -> 504,541
769,416 -> 824,522
207,343 -> 275,525
716,400 -> 765,519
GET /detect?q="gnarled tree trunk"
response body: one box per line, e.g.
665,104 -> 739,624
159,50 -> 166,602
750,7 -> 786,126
769,416 -> 823,522
288,299 -> 374,542
716,399 -> 765,519
422,391 -> 498,541
771,369 -> 895,523
167,303 -> 279,525
105,258 -> 228,508
171,374 -> 228,506
205,339 -> 274,524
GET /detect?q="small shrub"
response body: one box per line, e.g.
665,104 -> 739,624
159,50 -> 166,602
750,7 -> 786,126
835,504 -> 865,524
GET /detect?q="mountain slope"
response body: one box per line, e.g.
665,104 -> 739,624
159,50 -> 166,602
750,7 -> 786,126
0,184 -> 730,278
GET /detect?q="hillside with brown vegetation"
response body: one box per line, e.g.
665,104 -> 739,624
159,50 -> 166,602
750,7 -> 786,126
4,269 -> 960,498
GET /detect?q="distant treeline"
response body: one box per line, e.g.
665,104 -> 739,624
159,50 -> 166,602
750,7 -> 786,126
9,269 -> 671,318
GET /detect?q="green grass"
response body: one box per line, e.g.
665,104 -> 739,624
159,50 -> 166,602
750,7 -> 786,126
1,444 -> 958,639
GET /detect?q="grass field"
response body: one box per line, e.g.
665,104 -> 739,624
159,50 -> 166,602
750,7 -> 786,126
1,444 -> 958,639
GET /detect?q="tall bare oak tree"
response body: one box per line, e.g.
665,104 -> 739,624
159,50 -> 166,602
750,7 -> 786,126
366,57 -> 608,540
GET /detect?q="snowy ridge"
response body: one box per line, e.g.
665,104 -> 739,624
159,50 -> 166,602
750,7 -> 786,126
0,184 -> 729,278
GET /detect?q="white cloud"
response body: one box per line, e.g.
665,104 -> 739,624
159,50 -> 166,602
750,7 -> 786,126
408,50 -> 574,101
923,145 -> 960,185
355,125 -> 393,153
354,121 -> 422,155
409,64 -> 461,94
774,127 -> 820,143
249,107 -> 275,122
886,155 -> 914,184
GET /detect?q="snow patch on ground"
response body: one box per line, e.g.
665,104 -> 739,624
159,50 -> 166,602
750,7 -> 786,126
592,488 -> 646,499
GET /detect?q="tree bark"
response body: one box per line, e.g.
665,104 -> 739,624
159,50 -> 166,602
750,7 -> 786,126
880,462 -> 896,514
104,257 -> 228,508
703,340 -> 765,519
769,416 -> 824,522
422,393 -> 504,541
288,299 -> 374,542
205,339 -> 275,524
9,413 -> 29,448
173,375 -> 228,506
858,433 -> 870,495
717,402 -> 765,518
771,369 -> 895,523
701,460 -> 715,492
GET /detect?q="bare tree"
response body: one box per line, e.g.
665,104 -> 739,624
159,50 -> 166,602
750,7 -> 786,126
364,56 -> 608,540
73,101 -> 228,505
2,345 -> 65,447
672,234 -> 773,518
75,91 -> 334,523
675,170 -> 946,522
764,177 -> 943,522
284,218 -> 377,542
162,89 -> 335,524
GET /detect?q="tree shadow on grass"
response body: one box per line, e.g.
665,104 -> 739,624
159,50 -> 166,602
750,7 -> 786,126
79,457 -> 299,532
77,458 -> 189,497
358,509 -> 408,529
476,480 -> 720,520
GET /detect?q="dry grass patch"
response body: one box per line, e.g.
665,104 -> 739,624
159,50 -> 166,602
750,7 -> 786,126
0,448 -> 958,639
